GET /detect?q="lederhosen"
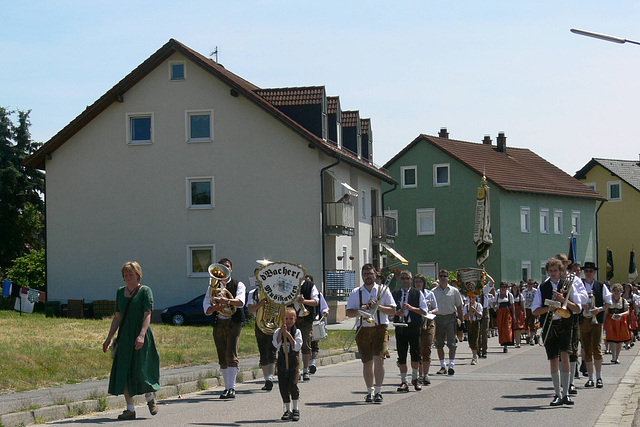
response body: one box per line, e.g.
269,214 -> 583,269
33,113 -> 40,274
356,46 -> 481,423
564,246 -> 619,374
212,278 -> 245,368
540,279 -> 573,360
277,325 -> 300,403
354,286 -> 389,363
420,289 -> 436,362
296,279 -> 315,355
252,289 -> 276,366
393,287 -> 423,365
579,280 -> 605,361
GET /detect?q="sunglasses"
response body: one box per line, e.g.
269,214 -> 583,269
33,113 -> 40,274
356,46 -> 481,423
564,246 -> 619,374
439,275 -> 448,278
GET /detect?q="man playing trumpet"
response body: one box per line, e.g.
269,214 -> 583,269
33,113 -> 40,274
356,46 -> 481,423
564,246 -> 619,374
346,264 -> 397,403
532,257 -> 587,406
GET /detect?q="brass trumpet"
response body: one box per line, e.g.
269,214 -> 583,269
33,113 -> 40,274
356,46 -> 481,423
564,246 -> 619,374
208,263 -> 236,317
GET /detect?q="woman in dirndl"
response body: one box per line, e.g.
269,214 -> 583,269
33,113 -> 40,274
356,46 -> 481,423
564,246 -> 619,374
495,282 -> 514,353
103,261 -> 160,420
606,283 -> 631,364
511,283 -> 526,348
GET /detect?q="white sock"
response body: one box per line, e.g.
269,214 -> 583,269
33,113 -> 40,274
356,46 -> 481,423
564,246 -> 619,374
412,368 -> 419,381
596,370 -> 601,380
561,371 -> 570,397
368,386 -> 374,395
285,402 -> 291,411
310,359 -> 316,366
303,367 -> 309,374
440,360 -> 446,368
551,370 -> 560,396
570,361 -> 576,386
449,359 -> 455,367
145,393 -> 154,402
292,400 -> 299,410
228,367 -> 238,389
127,404 -> 135,412
221,368 -> 228,389
400,372 -> 407,383
374,385 -> 382,394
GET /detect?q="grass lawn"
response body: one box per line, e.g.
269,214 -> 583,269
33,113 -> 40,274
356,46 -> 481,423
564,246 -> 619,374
0,311 -> 353,393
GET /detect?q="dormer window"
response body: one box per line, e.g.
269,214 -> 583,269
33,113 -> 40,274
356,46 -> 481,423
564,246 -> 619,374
170,61 -> 185,80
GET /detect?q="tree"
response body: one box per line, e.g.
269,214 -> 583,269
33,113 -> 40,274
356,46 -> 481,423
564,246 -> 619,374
0,107 -> 45,275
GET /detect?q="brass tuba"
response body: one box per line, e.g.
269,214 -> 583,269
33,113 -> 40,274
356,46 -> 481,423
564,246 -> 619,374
255,288 -> 285,335
208,263 -> 236,317
555,273 -> 575,319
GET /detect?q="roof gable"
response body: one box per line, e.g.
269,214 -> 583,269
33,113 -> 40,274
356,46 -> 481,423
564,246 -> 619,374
575,158 -> 640,193
24,39 -> 393,184
386,134 -> 604,200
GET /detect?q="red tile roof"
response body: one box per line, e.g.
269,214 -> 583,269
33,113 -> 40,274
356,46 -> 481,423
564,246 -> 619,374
342,111 -> 360,128
361,118 -> 371,136
24,39 -> 393,184
255,86 -> 325,106
327,96 -> 339,114
385,134 -> 604,200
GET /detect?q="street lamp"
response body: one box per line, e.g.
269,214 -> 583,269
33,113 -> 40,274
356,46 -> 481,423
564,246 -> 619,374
570,28 -> 640,46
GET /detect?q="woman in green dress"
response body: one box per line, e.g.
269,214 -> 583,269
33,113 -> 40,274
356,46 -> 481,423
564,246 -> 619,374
103,261 -> 160,420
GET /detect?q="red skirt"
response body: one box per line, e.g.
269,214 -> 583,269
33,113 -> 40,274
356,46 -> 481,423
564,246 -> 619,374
628,309 -> 639,331
497,307 -> 513,345
605,314 -> 631,343
513,303 -> 525,330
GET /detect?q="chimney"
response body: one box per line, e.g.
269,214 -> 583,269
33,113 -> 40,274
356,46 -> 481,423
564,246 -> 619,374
438,127 -> 449,139
496,132 -> 507,153
482,135 -> 492,145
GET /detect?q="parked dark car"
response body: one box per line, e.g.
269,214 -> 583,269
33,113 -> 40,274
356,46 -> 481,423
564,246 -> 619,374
161,294 -> 211,326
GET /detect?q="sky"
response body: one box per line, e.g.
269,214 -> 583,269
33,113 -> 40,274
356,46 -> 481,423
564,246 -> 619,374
3,1 -> 640,177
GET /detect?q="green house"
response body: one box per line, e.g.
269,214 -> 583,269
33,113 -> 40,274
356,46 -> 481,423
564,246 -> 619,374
382,130 -> 605,283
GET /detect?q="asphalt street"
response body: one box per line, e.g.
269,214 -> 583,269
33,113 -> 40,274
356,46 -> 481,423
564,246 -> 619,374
46,336 -> 640,427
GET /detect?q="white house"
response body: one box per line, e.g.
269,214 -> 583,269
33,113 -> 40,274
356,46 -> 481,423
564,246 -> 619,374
25,39 -> 397,310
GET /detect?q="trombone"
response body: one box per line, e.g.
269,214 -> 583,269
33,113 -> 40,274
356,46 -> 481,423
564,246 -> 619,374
343,273 -> 394,351
540,273 -> 575,345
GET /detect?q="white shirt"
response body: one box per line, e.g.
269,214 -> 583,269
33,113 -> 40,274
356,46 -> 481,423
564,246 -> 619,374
347,284 -> 396,327
582,279 -> 613,306
397,287 -> 427,324
464,301 -> 483,321
318,293 -> 329,316
202,279 -> 246,320
272,327 -> 303,352
421,289 -> 439,313
531,276 -> 585,320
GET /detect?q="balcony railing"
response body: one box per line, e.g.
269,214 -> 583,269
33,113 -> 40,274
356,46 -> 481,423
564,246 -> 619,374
325,269 -> 357,298
324,202 -> 355,236
372,215 -> 397,243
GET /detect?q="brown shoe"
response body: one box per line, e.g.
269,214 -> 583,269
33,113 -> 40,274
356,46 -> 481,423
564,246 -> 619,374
147,398 -> 158,415
412,379 -> 422,391
117,409 -> 136,420
397,382 -> 409,392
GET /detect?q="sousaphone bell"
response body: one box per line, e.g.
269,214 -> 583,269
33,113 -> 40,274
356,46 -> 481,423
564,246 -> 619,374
208,263 -> 236,317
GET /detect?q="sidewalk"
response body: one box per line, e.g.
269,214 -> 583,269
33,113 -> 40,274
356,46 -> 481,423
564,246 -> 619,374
0,318 -> 362,426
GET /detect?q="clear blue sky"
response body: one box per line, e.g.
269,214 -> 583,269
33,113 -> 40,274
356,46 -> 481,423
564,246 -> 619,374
3,1 -> 640,176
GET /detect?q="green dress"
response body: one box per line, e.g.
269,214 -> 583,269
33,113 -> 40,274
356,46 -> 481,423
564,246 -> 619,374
108,285 -> 161,396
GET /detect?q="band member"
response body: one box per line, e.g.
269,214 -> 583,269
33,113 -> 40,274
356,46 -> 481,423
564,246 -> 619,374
478,274 -> 495,359
309,280 -> 329,375
295,276 -> 319,381
346,264 -> 397,403
559,256 -> 584,395
433,269 -> 464,376
464,293 -> 483,364
532,257 -> 586,406
605,283 -> 631,364
496,282 -> 514,353
392,271 -> 427,392
413,274 -> 438,385
273,307 -> 303,422
203,258 -> 246,399
523,279 -> 538,345
579,261 -> 611,388
246,273 -> 277,391
511,284 -> 526,348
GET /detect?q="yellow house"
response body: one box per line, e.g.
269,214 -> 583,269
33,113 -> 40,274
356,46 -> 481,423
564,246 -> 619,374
575,158 -> 640,283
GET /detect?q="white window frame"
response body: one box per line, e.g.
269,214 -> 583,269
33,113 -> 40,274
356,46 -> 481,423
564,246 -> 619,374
169,60 -> 186,80
385,209 -> 398,237
571,211 -> 581,235
539,208 -> 549,234
417,262 -> 437,281
185,110 -> 214,143
186,176 -> 214,209
554,209 -> 563,234
607,180 -> 621,201
363,248 -> 368,265
188,244 -> 215,277
540,261 -> 547,282
401,165 -> 417,188
520,207 -> 530,233
433,163 -> 450,187
522,261 -> 531,282
416,208 -> 435,236
342,246 -> 348,270
126,112 -> 153,145
360,190 -> 367,219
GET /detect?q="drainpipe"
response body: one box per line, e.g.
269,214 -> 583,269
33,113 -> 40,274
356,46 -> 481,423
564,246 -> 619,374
320,157 -> 341,295
595,199 -> 606,281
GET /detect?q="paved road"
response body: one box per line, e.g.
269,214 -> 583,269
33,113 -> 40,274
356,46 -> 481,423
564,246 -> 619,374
47,338 -> 640,426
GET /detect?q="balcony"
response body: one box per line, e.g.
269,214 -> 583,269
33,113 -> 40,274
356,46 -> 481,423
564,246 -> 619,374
324,202 -> 355,236
372,215 -> 397,243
